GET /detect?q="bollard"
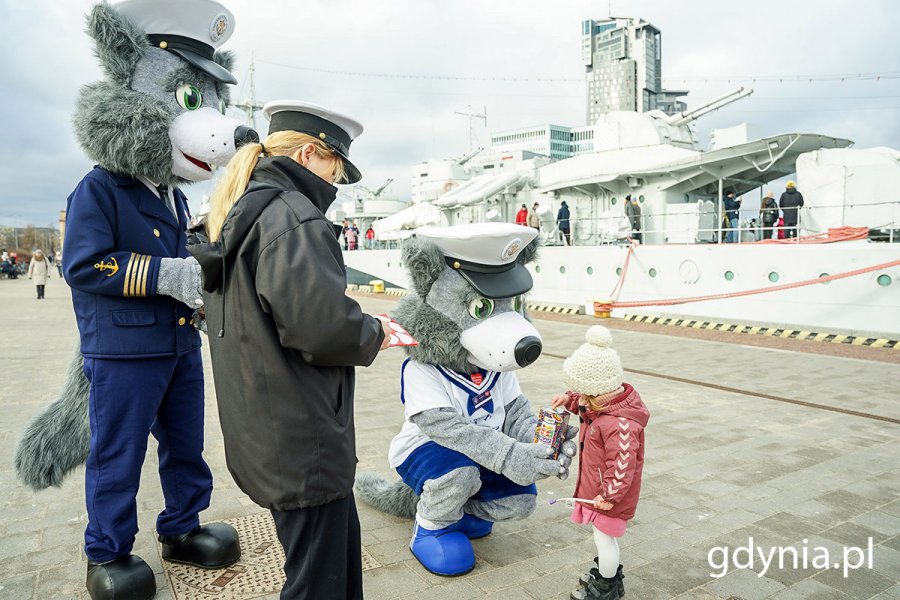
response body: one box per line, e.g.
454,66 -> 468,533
593,299 -> 613,318
370,280 -> 385,294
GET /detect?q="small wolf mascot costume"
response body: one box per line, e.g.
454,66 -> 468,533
15,1 -> 257,598
357,223 -> 577,576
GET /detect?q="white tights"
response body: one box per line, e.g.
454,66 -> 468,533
592,528 -> 620,578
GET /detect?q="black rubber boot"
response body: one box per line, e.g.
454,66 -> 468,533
615,564 -> 625,597
86,555 -> 156,600
159,523 -> 241,569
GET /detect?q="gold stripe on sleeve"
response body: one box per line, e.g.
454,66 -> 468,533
122,253 -> 137,297
131,254 -> 147,298
138,255 -> 151,297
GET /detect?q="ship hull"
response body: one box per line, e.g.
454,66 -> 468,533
344,243 -> 900,337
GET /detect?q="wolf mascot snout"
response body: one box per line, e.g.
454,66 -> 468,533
356,223 -> 578,576
14,1 -> 256,598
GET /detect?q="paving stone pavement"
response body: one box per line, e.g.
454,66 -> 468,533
0,279 -> 898,599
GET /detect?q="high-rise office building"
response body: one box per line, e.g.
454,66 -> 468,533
583,17 -> 687,123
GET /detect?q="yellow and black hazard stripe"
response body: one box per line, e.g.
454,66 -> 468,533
123,253 -> 152,298
526,303 -> 583,315
623,314 -> 899,349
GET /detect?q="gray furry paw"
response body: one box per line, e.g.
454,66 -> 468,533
556,427 -> 579,480
157,257 -> 203,308
502,442 -> 563,486
192,308 -> 208,334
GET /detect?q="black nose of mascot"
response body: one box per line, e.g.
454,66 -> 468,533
234,125 -> 260,148
514,336 -> 542,367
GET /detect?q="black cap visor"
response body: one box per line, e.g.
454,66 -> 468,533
148,34 -> 237,84
448,258 -> 534,298
169,48 -> 237,84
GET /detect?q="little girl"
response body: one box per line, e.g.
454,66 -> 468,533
551,325 -> 649,600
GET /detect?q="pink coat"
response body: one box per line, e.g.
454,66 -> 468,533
563,383 -> 649,521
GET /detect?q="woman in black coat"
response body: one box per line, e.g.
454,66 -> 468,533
191,101 -> 388,600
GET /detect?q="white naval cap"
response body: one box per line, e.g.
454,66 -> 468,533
416,223 -> 538,298
263,100 -> 365,184
114,0 -> 238,84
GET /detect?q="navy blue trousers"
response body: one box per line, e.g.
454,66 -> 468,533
82,349 -> 212,561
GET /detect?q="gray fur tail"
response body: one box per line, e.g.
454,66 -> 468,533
15,348 -> 91,491
354,472 -> 418,518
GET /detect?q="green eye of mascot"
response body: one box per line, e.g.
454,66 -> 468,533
14,1 -> 257,598
356,223 -> 579,576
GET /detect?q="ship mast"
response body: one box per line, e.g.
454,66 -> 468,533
454,105 -> 487,153
232,52 -> 264,130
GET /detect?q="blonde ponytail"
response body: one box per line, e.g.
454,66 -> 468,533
207,142 -> 264,242
206,131 -> 347,242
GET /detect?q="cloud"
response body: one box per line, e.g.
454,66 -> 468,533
1,0 -> 898,225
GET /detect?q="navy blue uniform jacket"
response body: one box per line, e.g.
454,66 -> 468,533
63,166 -> 200,358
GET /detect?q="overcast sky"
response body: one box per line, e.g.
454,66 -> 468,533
1,0 -> 898,226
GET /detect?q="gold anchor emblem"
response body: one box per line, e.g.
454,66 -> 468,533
94,257 -> 120,277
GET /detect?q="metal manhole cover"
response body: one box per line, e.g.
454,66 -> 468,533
159,512 -> 383,599
361,547 -> 382,572
161,513 -> 285,598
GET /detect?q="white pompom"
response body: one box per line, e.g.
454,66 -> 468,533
585,325 -> 612,348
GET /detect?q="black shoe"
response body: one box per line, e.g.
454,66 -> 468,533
583,572 -> 621,600
574,560 -> 624,600
159,523 -> 241,569
86,555 -> 155,600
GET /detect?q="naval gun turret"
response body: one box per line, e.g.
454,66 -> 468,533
593,87 -> 754,151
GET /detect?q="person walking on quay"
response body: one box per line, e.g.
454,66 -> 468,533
723,191 -> 742,243
528,201 -> 542,231
759,191 -> 779,240
515,203 -> 529,226
552,326 -> 650,600
624,195 -> 642,244
192,100 -> 390,600
27,249 -> 51,299
557,200 -> 572,245
365,225 -> 376,250
779,180 -> 804,239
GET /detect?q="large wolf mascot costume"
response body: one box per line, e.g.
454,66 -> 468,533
356,223 -> 578,576
14,2 -> 257,598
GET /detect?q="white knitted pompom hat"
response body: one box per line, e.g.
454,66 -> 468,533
563,326 -> 623,396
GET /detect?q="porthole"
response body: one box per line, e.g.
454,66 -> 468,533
768,272 -> 780,283
639,195 -> 646,203
560,266 -> 567,274
611,197 -> 617,205
535,265 -> 542,273
386,262 -> 390,268
616,267 -> 623,276
648,268 -> 657,278
819,272 -> 830,285
877,274 -> 892,287
724,270 -> 734,281
586,266 -> 594,275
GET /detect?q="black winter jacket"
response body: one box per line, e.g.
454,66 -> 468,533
189,156 -> 384,510
779,189 -> 804,225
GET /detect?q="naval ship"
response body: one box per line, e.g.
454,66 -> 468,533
336,87 -> 900,338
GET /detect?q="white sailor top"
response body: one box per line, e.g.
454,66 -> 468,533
388,359 -> 523,468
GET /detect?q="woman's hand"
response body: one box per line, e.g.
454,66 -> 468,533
379,321 -> 391,350
593,494 -> 613,511
550,393 -> 569,409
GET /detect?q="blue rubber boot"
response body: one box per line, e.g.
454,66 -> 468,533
410,521 -> 476,576
454,514 -> 493,539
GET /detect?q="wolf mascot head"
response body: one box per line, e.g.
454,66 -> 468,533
392,227 -> 542,373
75,0 -> 256,185
15,0 -> 253,491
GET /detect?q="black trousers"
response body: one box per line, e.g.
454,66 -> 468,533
761,226 -> 774,240
271,494 -> 363,600
36,285 -> 45,298
784,224 -> 799,239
